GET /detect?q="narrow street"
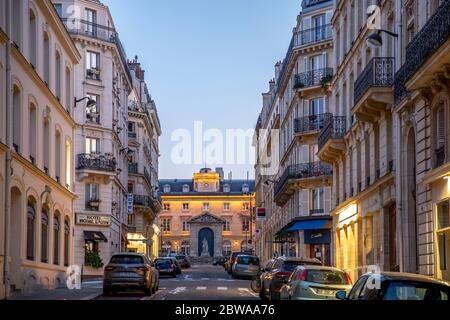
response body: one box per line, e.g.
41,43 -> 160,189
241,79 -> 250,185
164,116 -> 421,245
95,265 -> 259,301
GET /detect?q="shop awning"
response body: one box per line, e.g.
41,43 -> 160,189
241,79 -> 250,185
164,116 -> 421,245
287,219 -> 330,232
84,231 -> 108,242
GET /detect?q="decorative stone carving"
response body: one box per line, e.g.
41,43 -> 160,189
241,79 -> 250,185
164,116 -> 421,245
188,212 -> 225,225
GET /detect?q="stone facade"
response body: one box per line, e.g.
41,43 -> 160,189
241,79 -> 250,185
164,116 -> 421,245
157,168 -> 255,258
0,0 -> 81,298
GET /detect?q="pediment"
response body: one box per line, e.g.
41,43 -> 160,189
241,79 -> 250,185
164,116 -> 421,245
188,212 -> 225,224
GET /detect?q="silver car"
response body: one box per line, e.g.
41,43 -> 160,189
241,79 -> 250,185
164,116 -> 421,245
280,265 -> 353,300
103,253 -> 159,296
232,255 -> 260,279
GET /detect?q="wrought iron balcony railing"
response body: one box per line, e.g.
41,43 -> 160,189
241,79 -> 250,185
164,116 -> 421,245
128,163 -> 138,174
318,116 -> 347,151
293,67 -> 333,89
274,162 -> 333,198
394,1 -> 450,104
294,113 -> 332,134
77,153 -> 116,172
61,18 -> 132,82
133,195 -> 160,214
354,57 -> 395,105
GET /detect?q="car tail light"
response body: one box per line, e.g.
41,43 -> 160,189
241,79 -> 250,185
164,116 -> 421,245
275,271 -> 290,278
299,270 -> 308,281
345,272 -> 352,285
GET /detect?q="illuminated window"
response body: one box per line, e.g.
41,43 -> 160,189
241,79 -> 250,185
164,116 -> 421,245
182,203 -> 189,211
85,137 -> 99,154
242,217 -> 250,232
182,218 -> 190,232
203,203 -> 209,211
222,218 -> 231,232
181,241 -> 190,255
242,202 -> 250,211
161,218 -> 171,232
163,203 -> 170,211
222,240 -> 232,256
223,203 -> 230,211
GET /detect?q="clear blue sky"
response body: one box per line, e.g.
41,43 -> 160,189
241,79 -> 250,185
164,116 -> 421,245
104,0 -> 300,179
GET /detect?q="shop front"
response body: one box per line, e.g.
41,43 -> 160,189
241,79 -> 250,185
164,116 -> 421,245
127,233 -> 147,255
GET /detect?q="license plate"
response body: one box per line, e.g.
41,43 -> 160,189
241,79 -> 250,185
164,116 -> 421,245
315,289 -> 336,295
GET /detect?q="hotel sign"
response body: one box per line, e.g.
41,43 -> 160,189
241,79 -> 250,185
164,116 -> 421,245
256,207 -> 266,221
76,214 -> 111,226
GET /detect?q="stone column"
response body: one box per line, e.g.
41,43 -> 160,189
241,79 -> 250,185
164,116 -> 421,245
189,225 -> 198,257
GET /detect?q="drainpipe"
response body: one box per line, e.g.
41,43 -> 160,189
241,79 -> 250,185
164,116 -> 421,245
3,1 -> 12,298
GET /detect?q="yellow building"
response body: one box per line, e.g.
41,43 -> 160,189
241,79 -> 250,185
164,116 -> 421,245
157,168 -> 255,258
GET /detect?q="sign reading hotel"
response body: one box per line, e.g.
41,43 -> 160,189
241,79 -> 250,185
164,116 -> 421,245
256,207 -> 266,221
76,214 -> 111,226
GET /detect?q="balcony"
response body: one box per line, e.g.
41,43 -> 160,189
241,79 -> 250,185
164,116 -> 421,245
317,116 -> 346,163
394,1 -> 450,104
61,18 -> 132,82
293,68 -> 333,91
274,162 -> 332,206
353,57 -> 395,123
77,153 -> 116,172
133,195 -> 160,217
294,113 -> 332,136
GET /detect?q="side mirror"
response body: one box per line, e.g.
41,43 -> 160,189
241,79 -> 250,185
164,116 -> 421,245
335,290 -> 347,300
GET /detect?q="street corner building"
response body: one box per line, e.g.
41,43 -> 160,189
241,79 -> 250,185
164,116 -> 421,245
0,0 -> 81,298
254,0 -> 450,284
157,168 -> 255,262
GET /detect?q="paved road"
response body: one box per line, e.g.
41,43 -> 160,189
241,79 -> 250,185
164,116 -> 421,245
95,264 -> 259,300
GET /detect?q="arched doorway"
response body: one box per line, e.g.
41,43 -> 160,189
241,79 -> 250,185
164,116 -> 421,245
198,228 -> 214,257
405,128 -> 418,273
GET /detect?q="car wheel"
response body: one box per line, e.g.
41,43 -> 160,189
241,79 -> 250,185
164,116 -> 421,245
144,283 -> 152,296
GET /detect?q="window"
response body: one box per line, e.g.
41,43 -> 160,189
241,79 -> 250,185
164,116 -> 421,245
437,201 -> 449,230
436,106 -> 445,167
163,185 -> 171,193
127,214 -> 133,225
242,184 -> 249,193
41,209 -> 49,263
65,67 -> 71,112
85,137 -> 99,154
242,202 -> 250,211
223,184 -> 230,192
182,218 -> 190,232
222,240 -> 232,256
55,51 -> 61,100
181,241 -> 190,255
29,10 -> 37,67
55,131 -> 61,183
163,203 -> 170,211
29,103 -> 37,163
182,203 -> 189,211
223,203 -> 230,211
86,51 -> 100,80
43,32 -> 50,85
162,240 -> 172,253
311,188 -> 324,214
53,214 -> 60,265
12,0 -> 21,46
64,219 -> 70,267
12,85 -> 21,152
223,217 -> 231,232
85,183 -> 100,210
128,121 -> 136,136
161,218 -> 171,232
203,203 -> 209,211
86,94 -> 100,123
182,185 -> 190,193
43,119 -> 49,173
85,9 -> 97,35
241,240 -> 249,251
242,217 -> 250,232
53,3 -> 62,17
26,201 -> 36,260
310,97 -> 325,115
65,140 -> 71,188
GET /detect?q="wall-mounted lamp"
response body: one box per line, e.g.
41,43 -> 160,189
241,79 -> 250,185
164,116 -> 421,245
366,29 -> 398,48
74,96 -> 96,109
263,179 -> 276,186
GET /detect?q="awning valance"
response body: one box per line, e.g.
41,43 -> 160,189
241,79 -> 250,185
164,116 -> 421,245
84,231 -> 108,242
287,219 -> 331,232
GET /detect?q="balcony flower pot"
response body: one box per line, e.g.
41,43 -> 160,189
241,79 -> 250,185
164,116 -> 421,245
89,200 -> 101,207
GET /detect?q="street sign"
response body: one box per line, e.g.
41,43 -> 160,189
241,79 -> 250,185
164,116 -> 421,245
127,194 -> 134,214
256,207 -> 266,221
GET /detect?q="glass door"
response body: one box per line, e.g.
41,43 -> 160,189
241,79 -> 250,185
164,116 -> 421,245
313,14 -> 326,41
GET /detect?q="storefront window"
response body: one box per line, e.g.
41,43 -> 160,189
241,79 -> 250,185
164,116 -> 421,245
437,201 -> 449,230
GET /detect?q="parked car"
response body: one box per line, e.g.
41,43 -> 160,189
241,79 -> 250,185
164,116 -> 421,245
260,256 -> 322,300
176,255 -> 191,268
336,272 -> 449,301
168,257 -> 182,274
232,255 -> 260,279
226,252 -> 247,274
154,258 -> 178,278
280,265 -> 352,300
103,253 -> 159,296
213,256 -> 228,266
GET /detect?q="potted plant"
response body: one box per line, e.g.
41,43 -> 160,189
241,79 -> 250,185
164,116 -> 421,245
320,74 -> 333,88
84,246 -> 104,269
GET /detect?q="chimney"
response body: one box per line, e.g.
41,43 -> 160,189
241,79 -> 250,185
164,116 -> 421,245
215,167 -> 224,181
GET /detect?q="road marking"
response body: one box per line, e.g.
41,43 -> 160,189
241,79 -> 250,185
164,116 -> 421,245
170,287 -> 187,295
238,288 -> 248,291
217,287 -> 228,291
196,286 -> 207,290
140,296 -> 153,300
81,292 -> 102,300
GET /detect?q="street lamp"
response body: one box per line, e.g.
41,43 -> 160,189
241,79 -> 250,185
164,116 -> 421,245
74,96 -> 96,109
366,29 -> 398,48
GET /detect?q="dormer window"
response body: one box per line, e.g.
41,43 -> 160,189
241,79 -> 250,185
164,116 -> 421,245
182,185 -> 190,193
223,184 -> 230,193
242,184 -> 249,193
163,185 -> 171,193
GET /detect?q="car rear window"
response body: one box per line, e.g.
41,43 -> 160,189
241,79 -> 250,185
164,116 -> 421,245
383,281 -> 449,301
237,256 -> 259,265
110,255 -> 144,264
282,261 -> 306,272
155,259 -> 172,267
304,270 -> 350,285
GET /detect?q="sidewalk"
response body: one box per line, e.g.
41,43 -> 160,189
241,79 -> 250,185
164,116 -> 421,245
9,279 -> 103,300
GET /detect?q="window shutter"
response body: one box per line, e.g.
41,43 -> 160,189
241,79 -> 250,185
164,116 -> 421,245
302,17 -> 311,44
85,184 -> 90,202
299,190 -> 309,216
303,99 -> 309,116
324,187 -> 331,214
437,108 -> 445,148
322,52 -> 327,69
304,57 -> 309,73
301,144 -> 309,163
326,10 -> 333,24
